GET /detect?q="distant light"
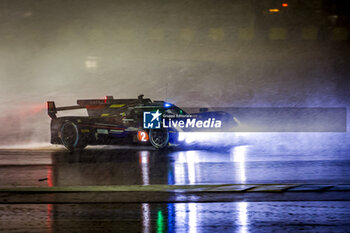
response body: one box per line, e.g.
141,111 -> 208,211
23,11 -> 32,17
282,3 -> 288,7
164,103 -> 172,108
269,9 -> 280,13
85,60 -> 97,69
85,56 -> 99,69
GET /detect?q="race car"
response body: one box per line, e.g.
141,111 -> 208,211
47,95 -> 237,151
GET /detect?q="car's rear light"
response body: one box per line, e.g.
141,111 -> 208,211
47,101 -> 57,118
104,96 -> 114,103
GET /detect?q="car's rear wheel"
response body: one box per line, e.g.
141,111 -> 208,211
149,128 -> 169,149
60,121 -> 86,152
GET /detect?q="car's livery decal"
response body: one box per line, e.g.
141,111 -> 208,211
85,105 -> 105,110
109,104 -> 125,108
80,124 -> 125,131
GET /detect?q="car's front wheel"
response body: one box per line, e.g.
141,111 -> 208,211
60,121 -> 86,152
149,128 -> 169,149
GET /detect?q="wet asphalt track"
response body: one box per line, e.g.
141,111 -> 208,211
1,202 -> 350,233
0,145 -> 350,232
0,145 -> 349,186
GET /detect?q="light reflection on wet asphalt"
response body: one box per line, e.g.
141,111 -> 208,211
0,146 -> 350,186
1,202 -> 350,233
1,146 -> 350,232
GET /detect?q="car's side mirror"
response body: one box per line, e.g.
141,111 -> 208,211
199,108 -> 208,112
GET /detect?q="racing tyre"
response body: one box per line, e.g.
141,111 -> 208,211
60,121 -> 86,152
149,128 -> 169,149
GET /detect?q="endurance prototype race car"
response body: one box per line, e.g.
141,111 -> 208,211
47,95 -> 237,151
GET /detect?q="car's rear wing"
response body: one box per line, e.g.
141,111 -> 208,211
47,101 -> 85,119
47,95 -> 152,118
